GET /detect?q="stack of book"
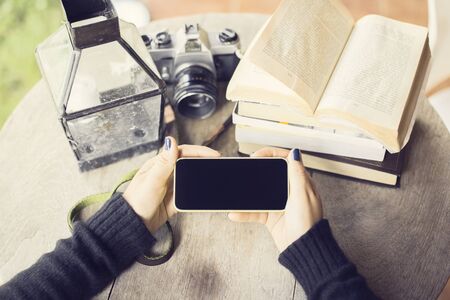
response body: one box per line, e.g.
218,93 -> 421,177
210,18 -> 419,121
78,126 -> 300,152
226,0 -> 431,186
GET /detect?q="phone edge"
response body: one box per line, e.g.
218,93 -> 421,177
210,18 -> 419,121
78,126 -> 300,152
173,157 -> 289,212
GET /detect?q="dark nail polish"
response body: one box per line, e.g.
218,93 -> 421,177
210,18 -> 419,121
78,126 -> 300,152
164,137 -> 171,150
292,148 -> 301,162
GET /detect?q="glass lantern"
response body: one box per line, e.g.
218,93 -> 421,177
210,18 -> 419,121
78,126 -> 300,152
36,0 -> 166,171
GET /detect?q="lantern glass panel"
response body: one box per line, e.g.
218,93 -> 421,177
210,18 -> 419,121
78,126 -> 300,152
119,20 -> 161,78
66,94 -> 162,166
66,40 -> 159,114
35,26 -> 74,114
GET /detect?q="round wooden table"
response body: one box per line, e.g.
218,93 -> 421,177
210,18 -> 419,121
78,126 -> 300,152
0,13 -> 449,300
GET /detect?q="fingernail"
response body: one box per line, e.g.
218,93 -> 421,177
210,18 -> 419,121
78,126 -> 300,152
292,148 -> 301,162
164,137 -> 171,151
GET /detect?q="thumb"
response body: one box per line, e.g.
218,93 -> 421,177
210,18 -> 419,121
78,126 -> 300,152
147,136 -> 179,185
287,148 -> 308,201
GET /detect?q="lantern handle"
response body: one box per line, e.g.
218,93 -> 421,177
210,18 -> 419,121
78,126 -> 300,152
60,0 -> 117,24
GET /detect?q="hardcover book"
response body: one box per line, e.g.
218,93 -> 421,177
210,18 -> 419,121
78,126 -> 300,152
238,142 -> 406,186
233,103 -> 386,161
226,0 -> 431,153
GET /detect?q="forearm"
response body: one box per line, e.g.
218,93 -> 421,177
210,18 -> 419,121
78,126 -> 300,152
279,219 -> 378,300
0,194 -> 155,299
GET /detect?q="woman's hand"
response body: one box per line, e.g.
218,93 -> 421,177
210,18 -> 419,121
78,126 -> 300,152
228,147 -> 323,252
123,137 -> 221,233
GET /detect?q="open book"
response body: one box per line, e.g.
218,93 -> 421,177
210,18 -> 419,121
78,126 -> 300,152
226,0 -> 431,153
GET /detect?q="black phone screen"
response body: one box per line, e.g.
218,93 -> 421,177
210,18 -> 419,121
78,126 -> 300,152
174,158 -> 288,211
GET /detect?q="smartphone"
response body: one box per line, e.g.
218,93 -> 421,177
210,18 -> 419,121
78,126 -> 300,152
174,157 -> 288,211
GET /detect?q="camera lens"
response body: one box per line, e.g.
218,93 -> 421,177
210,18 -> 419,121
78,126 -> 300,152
173,65 -> 217,119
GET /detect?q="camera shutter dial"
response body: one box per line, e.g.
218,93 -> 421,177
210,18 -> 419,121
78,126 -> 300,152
155,31 -> 171,47
141,34 -> 152,47
219,28 -> 238,43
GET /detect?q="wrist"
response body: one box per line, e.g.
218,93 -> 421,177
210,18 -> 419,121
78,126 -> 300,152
123,196 -> 153,233
278,219 -> 350,294
86,194 -> 156,267
123,194 -> 168,234
277,215 -> 321,252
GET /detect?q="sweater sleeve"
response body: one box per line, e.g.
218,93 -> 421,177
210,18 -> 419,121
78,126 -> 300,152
279,219 -> 378,300
0,194 -> 155,300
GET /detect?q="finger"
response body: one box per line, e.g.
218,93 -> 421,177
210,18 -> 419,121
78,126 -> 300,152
138,154 -> 158,174
251,147 -> 290,158
228,212 -> 268,224
163,185 -> 176,218
145,136 -> 179,185
179,144 -> 221,157
287,148 -> 308,201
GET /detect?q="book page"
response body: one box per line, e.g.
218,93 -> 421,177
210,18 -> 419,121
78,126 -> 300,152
226,58 -> 313,113
227,17 -> 313,114
318,15 -> 428,129
247,0 -> 354,111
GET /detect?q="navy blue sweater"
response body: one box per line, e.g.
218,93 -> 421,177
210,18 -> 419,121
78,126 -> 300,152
0,194 -> 377,299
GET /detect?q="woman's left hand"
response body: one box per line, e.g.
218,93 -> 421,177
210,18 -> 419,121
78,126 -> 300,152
228,147 -> 323,252
123,136 -> 221,233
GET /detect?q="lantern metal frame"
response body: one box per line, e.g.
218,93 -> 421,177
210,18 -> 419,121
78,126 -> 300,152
36,0 -> 167,171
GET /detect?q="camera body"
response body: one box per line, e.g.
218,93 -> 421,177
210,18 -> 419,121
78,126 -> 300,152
142,24 -> 240,119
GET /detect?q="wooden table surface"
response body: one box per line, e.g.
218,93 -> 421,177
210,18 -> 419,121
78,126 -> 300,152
0,13 -> 449,300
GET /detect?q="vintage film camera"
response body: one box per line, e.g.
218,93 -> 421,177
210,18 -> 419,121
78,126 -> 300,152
141,24 -> 241,119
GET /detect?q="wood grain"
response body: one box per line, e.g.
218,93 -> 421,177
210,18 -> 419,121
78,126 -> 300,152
0,80 -> 159,299
109,14 -> 301,300
110,214 -> 296,300
0,10 -> 448,300
111,12 -> 449,300
309,99 -> 450,299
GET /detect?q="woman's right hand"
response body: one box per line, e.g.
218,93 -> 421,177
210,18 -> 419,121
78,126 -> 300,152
123,137 -> 221,234
228,147 -> 323,252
